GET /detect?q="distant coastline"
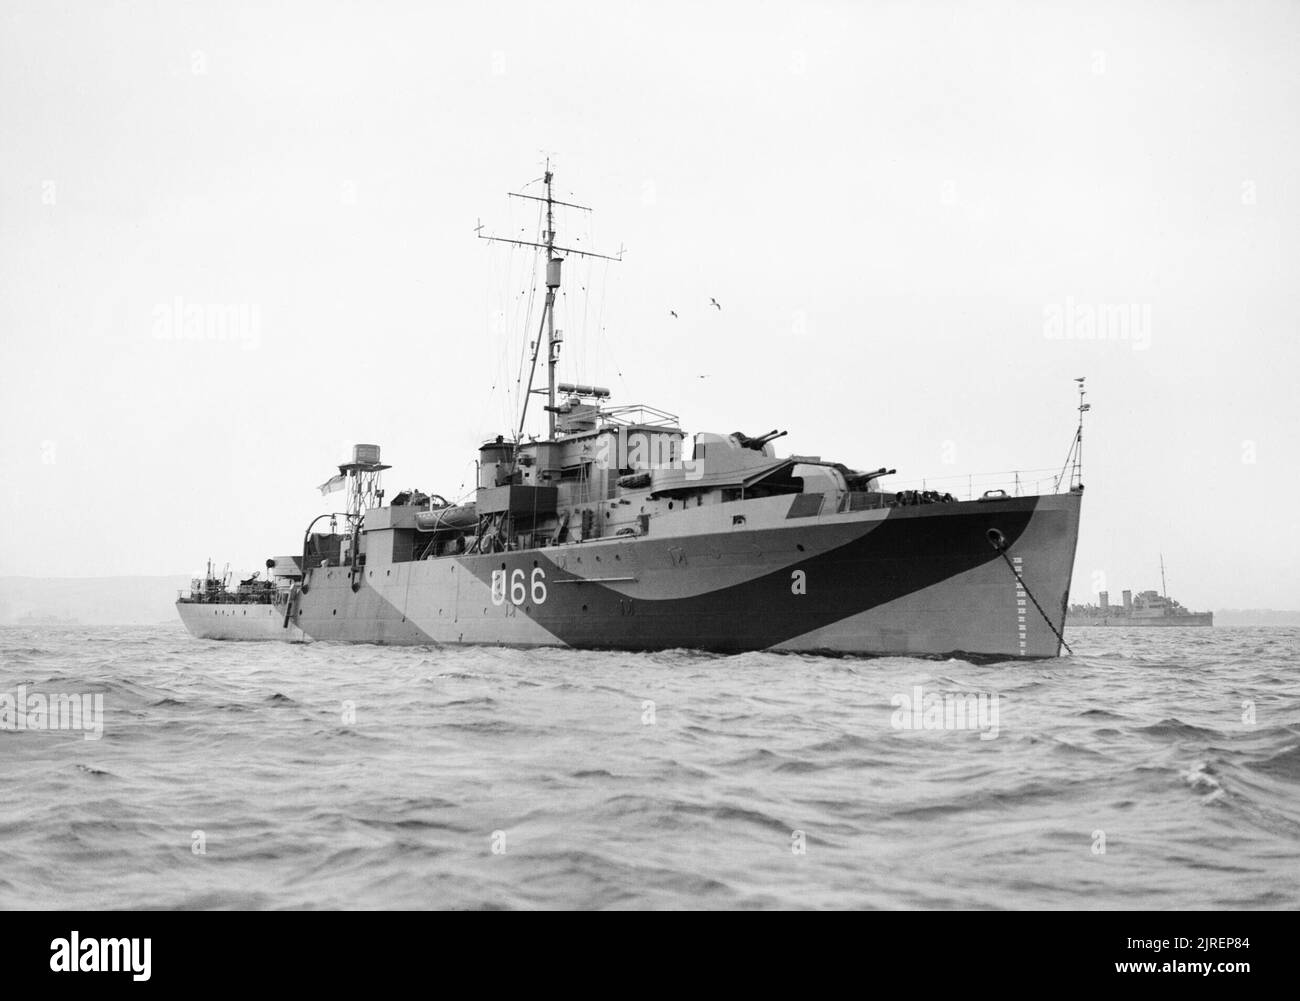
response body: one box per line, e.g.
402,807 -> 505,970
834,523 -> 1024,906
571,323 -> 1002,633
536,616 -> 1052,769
1211,610 -> 1300,627
0,576 -> 191,626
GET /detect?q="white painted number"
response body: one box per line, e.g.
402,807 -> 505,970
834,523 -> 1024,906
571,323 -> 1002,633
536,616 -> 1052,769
496,566 -> 548,607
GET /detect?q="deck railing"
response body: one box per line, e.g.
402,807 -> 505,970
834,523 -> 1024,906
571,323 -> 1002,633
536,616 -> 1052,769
176,589 -> 283,605
882,466 -> 1065,502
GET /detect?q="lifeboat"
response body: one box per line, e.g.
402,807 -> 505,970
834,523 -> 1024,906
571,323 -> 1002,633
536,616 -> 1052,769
414,496 -> 478,535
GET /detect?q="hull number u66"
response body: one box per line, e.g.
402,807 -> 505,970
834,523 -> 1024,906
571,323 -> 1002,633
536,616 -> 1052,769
492,567 -> 548,607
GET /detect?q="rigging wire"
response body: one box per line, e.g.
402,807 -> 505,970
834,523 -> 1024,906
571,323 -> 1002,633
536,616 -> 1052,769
478,171 -> 624,440
593,258 -> 629,395
579,229 -> 593,385
505,203 -> 544,437
472,197 -> 545,443
469,238 -> 508,440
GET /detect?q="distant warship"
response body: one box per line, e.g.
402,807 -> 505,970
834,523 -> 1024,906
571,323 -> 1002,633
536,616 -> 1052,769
1068,557 -> 1212,627
178,165 -> 1085,657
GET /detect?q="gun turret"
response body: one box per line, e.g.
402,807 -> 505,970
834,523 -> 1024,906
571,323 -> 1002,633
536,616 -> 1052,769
837,465 -> 896,490
732,429 -> 788,451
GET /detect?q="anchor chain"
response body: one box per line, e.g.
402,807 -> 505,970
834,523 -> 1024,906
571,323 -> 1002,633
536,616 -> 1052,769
987,531 -> 1073,656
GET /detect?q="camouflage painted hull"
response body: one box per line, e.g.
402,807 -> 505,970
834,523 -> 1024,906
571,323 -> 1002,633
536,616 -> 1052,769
194,492 -> 1079,658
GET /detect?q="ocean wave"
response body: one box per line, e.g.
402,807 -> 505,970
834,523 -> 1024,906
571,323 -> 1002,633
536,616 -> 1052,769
1245,742 -> 1300,780
2,622 -> 1298,909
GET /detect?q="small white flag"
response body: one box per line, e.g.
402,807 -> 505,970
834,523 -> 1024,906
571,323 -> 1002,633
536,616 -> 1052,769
318,473 -> 346,496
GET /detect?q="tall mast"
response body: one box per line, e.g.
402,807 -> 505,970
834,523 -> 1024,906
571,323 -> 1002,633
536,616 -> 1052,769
543,164 -> 560,439
1055,377 -> 1091,493
478,162 -> 623,442
1071,377 -> 1089,489
1160,554 -> 1167,598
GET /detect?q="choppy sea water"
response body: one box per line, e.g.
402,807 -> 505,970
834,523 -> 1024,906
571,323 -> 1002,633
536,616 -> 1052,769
1,623 -> 1297,910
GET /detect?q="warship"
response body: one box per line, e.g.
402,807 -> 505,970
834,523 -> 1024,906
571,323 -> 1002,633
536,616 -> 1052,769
1067,557 -> 1212,627
177,166 -> 1085,657
176,559 -> 306,641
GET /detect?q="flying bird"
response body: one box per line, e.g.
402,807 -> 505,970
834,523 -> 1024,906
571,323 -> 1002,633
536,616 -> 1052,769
670,310 -> 678,318
710,298 -> 722,310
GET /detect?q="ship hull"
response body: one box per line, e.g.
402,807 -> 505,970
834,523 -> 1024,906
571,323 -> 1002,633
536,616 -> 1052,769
176,601 -> 306,641
265,492 -> 1080,658
1067,614 -> 1213,627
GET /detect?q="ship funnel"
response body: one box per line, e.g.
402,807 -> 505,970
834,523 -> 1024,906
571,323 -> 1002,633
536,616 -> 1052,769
1122,589 -> 1132,610
479,436 -> 515,489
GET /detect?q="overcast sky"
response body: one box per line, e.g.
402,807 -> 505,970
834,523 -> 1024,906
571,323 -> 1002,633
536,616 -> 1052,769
1,0 -> 1296,609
